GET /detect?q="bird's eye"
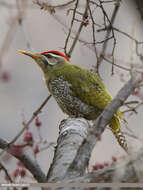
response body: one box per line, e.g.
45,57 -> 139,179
42,54 -> 58,66
46,54 -> 53,59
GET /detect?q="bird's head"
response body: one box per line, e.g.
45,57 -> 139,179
18,50 -> 70,73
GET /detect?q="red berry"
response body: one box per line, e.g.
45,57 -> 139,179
13,168 -> 20,178
98,136 -> 102,141
35,117 -> 42,127
34,145 -> 39,154
1,71 -> 10,82
98,163 -> 104,169
93,162 -> 103,170
9,145 -> 24,156
112,156 -> 117,162
23,131 -> 33,143
93,164 -> 98,170
132,89 -> 139,95
20,168 -> 26,177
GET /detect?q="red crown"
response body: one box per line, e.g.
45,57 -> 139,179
41,50 -> 70,63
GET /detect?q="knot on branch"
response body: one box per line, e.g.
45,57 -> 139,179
59,117 -> 89,139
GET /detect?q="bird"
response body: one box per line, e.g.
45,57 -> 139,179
19,49 -> 127,152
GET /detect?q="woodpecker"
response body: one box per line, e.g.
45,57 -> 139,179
19,50 -> 127,152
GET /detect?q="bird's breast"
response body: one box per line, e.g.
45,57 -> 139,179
48,77 -> 102,120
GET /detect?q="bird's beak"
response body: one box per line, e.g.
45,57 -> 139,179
18,50 -> 41,60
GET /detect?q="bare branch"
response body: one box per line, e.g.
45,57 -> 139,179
64,0 -> 79,56
0,138 -> 47,182
97,0 -> 121,73
35,0 -> 75,11
9,95 -> 52,146
88,3 -> 99,68
66,0 -> 89,57
47,118 -> 90,181
66,149 -> 143,183
0,95 -> 51,161
0,162 -> 14,184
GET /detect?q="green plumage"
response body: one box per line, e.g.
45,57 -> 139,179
47,64 -> 112,109
19,50 -> 127,152
45,63 -> 127,152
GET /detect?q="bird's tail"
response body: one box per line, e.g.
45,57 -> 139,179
109,113 -> 128,152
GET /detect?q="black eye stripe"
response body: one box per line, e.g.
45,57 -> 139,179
41,55 -> 49,65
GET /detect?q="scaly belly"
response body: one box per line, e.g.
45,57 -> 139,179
48,77 -> 102,120
55,95 -> 101,120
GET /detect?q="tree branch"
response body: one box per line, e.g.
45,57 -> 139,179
0,138 -> 47,182
66,0 -> 89,57
64,148 -> 143,184
47,118 -> 90,182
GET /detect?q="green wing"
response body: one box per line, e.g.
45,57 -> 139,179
62,64 -> 112,110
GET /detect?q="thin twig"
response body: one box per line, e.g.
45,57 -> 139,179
122,101 -> 143,114
113,27 -> 143,59
88,3 -> 99,72
35,0 -> 75,10
10,95 -> 52,145
98,26 -> 143,60
64,0 -> 79,57
0,95 -> 51,159
0,162 -> 14,184
103,56 -> 143,74
67,0 -> 89,57
97,0 -> 120,73
124,101 -> 139,105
